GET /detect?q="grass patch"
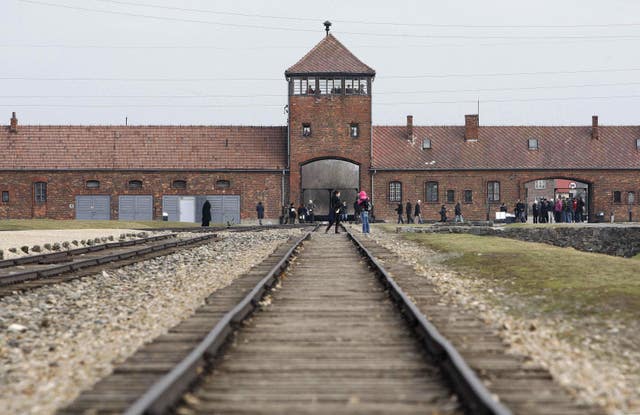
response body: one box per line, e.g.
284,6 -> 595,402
0,219 -> 202,231
397,230 -> 640,321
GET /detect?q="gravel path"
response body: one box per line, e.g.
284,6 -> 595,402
0,228 -> 304,415
354,224 -> 640,415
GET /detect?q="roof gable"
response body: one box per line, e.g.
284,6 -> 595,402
285,34 -> 375,77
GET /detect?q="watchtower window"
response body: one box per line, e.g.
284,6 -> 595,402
345,78 -> 368,95
317,78 -> 343,95
2,191 -> 8,203
302,124 -> 312,137
350,123 -> 359,138
293,78 -> 314,95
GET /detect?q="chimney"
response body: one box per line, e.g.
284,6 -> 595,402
464,114 -> 478,141
406,115 -> 414,141
591,115 -> 599,140
9,112 -> 17,133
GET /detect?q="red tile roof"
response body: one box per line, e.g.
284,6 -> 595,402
373,125 -> 640,170
285,34 -> 375,77
0,126 -> 287,170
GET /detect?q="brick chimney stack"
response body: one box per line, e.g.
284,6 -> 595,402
406,115 -> 414,141
465,114 -> 479,141
9,112 -> 17,133
592,115 -> 599,140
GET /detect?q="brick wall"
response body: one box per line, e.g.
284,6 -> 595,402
288,94 -> 372,205
0,171 -> 284,221
372,169 -> 640,222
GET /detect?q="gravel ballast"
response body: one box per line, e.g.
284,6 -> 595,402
0,228 -> 304,415
358,224 -> 639,415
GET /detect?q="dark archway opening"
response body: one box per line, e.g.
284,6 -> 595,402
301,158 -> 360,221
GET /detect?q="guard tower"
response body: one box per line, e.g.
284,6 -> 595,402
285,23 -> 376,216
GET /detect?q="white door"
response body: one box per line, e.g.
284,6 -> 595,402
179,197 -> 196,222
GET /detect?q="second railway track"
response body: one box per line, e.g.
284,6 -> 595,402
59,226 -> 604,415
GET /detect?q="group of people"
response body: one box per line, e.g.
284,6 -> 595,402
533,196 -> 586,223
502,196 -> 586,223
278,201 -> 317,225
395,201 -> 464,224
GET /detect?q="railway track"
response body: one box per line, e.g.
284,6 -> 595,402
59,226 -> 603,415
0,233 -> 215,296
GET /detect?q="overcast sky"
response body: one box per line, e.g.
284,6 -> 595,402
3,0 -> 640,126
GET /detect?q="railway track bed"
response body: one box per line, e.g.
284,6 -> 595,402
58,227 -> 605,415
0,233 -> 215,296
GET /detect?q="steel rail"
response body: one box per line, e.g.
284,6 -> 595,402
0,234 -> 215,287
345,227 -> 512,415
124,229 -> 314,415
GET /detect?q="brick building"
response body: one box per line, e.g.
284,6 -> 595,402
2,31 -> 640,223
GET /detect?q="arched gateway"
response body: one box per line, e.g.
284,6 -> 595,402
301,158 -> 360,218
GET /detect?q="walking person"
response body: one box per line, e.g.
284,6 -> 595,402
439,204 -> 447,222
405,201 -> 413,224
454,202 -> 463,223
256,201 -> 265,225
414,200 -> 423,224
357,191 -> 371,233
325,190 -> 342,234
396,203 -> 404,224
201,200 -> 211,227
353,197 -> 361,224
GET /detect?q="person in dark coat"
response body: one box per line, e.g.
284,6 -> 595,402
439,204 -> 447,222
414,200 -> 422,224
307,200 -> 315,223
353,197 -> 361,224
325,190 -> 342,233
288,202 -> 296,224
405,201 -> 413,224
454,202 -> 463,223
256,201 -> 265,225
396,203 -> 404,224
532,201 -> 539,224
201,200 -> 211,227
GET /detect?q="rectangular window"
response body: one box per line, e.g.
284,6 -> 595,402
422,138 -> 431,149
528,138 -> 539,150
534,180 -> 546,190
350,123 -> 359,138
636,138 -> 640,150
293,78 -> 313,95
628,191 -> 636,204
487,181 -> 500,203
302,123 -> 311,137
425,181 -> 438,202
34,182 -> 47,203
1,191 -> 8,203
464,189 -> 473,203
613,190 -> 622,203
446,189 -> 455,203
389,181 -> 402,202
